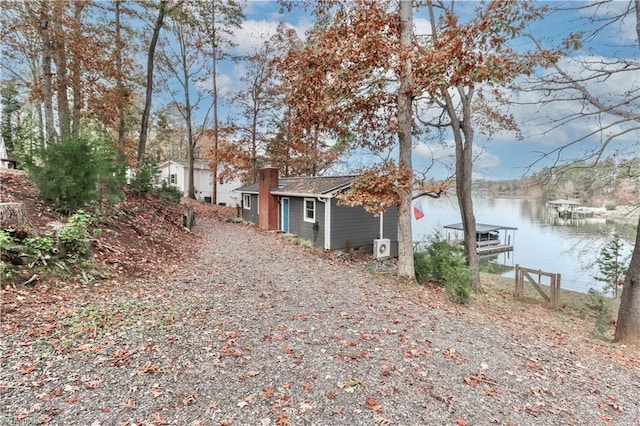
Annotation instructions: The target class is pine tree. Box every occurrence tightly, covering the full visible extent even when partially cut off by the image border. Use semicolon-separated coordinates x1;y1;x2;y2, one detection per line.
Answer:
594;235;629;298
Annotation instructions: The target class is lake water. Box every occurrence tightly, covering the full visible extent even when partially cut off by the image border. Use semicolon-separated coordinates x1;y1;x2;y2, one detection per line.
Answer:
412;196;636;294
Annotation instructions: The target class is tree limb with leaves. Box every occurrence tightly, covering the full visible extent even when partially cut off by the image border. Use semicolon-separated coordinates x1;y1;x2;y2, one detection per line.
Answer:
522;1;640;344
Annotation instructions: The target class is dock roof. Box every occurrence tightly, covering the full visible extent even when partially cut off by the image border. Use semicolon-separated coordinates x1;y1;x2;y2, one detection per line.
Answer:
444;223;518;232
547;199;580;206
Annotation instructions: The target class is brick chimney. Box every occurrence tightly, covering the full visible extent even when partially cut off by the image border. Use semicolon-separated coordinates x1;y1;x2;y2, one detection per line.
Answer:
258;168;279;230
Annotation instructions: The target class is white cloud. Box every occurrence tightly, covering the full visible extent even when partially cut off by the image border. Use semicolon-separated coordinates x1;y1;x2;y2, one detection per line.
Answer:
413;17;432;38
414;140;501;179
482;54;639;151
577;1;638;46
229;18;311;56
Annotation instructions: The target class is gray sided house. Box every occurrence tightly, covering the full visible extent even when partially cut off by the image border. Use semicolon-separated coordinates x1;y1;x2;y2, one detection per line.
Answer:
236;168;398;256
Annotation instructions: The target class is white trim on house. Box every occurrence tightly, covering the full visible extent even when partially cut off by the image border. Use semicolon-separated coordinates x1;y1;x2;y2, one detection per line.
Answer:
281;197;290;232
303;198;316;223
243;193;251;210
319;197;331;250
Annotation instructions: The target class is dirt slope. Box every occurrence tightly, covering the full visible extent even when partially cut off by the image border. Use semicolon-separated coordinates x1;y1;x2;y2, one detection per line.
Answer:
0;169;235;281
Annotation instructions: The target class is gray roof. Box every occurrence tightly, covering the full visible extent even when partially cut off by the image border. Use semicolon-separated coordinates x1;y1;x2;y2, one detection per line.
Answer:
444;223;518;232
236;175;356;197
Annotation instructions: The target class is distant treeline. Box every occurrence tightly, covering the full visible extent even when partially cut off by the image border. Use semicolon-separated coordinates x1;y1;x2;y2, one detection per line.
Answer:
474;158;640;206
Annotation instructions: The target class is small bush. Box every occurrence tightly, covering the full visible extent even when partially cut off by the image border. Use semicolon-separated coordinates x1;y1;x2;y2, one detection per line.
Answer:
442;262;473;304
414;237;466;282
23;236;54;254
129;160;160;196
0;229;14;251
25;136;124;213
153;180;182;204
414;251;431;283
280;234;314;249
585;288;613;339
57;210;92;255
414;235;472;304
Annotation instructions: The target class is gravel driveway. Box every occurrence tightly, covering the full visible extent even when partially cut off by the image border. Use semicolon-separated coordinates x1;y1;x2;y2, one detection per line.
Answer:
1;218;639;425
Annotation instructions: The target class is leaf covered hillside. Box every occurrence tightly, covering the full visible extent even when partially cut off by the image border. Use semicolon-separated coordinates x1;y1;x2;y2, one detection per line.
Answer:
0;169;233;287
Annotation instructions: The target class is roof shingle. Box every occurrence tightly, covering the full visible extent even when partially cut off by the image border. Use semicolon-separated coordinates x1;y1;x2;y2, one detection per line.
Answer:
236;175;356;196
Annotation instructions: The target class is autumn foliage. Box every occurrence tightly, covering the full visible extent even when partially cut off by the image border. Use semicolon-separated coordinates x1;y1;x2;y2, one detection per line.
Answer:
337;162;412;215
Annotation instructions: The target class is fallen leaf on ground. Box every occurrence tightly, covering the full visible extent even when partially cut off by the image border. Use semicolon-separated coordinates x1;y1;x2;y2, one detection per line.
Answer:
19;364;36;375
120;399;136;409
366;397;383;412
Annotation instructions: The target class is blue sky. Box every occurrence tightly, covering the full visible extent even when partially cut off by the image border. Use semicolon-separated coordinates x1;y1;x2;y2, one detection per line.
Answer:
213;1;639;180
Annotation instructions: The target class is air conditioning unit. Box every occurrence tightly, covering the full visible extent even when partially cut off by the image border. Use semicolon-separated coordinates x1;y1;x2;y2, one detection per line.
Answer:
373;238;391;259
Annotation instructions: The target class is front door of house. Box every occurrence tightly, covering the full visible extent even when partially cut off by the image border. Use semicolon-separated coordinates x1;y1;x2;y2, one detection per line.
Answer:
282;198;289;232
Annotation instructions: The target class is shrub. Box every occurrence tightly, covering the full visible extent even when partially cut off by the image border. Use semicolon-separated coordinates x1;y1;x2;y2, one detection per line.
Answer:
585;288;613;339
594;234;629;298
57;210;92;255
414;251;431;283
153;180;182;204
93;139;126;205
25;136;124;213
129;160;160;196
23;236;54;254
442;262;473;304
280;234;314;249
414;235;472;304
0;229;14;251
414;237;466;282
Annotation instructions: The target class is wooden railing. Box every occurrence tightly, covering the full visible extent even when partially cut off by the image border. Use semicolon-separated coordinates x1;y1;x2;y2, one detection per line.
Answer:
514;265;561;310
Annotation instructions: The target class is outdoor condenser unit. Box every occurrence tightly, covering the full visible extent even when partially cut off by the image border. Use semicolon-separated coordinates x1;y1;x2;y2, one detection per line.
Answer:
373;238;391;259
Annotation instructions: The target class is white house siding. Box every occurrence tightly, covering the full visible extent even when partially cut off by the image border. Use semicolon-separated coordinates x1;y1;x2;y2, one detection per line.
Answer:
0;137;14;168
159;160;239;206
218;181;240;207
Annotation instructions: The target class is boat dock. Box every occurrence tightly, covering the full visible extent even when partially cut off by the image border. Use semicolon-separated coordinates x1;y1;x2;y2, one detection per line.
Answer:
547;199;594;218
442;223;518;255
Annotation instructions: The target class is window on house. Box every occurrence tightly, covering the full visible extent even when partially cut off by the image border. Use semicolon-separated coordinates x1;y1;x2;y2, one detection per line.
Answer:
304;198;315;223
243;194;251;210
170;174;177;184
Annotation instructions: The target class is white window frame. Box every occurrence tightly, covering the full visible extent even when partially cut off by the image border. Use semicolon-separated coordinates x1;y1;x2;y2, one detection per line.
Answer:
304;198;316;223
169;173;177;184
243;194;251;210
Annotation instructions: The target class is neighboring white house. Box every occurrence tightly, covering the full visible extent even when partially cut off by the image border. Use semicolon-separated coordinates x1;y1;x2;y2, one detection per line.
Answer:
0;137;17;169
158;160;240;206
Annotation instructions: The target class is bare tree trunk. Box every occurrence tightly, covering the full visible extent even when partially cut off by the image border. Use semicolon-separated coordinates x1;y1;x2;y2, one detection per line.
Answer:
211;7;219;205
70;2;85;141
115;0;126;152
312;126;319;176
180;30;196;200
27;56;45;150
52;3;71;140
446;92;480;289
138;0;167;166
251;101;258;183
615;215;640;344
38;1;56;144
636;0;640;49
459;88;480;289
427;0;479;289
614;0;640;345
396;0;415;280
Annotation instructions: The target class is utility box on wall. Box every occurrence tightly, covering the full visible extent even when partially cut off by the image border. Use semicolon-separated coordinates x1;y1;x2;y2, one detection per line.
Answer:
373;238;391;259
